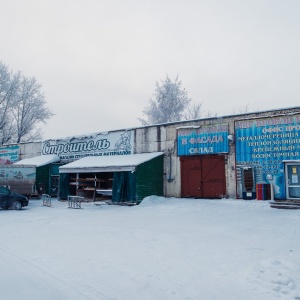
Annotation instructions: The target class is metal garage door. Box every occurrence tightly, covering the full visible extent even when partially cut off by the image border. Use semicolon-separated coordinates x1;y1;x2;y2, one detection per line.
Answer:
180;155;226;198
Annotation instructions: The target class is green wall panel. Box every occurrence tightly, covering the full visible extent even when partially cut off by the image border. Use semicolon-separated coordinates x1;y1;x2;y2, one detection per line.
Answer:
135;155;164;204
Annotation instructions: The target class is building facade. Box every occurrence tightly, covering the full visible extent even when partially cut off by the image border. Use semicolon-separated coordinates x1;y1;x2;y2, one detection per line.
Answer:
2;106;300;201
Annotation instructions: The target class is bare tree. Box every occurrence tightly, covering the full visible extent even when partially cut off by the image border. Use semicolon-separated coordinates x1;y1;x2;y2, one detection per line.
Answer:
0;63;20;143
139;75;192;125
11;76;54;143
0;61;54;144
183;101;202;120
139;75;217;125
0;115;16;144
202;110;218;118
0;62;54;144
0;62;53;144
231;103;254;115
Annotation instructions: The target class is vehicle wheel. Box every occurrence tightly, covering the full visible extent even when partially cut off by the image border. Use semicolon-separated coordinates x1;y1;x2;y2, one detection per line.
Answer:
13;201;22;210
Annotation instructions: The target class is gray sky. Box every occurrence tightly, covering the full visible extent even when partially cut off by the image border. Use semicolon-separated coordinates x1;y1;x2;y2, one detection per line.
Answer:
1;0;300;140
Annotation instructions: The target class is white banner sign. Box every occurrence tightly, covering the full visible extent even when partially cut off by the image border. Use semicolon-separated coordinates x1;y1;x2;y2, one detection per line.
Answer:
42;131;134;161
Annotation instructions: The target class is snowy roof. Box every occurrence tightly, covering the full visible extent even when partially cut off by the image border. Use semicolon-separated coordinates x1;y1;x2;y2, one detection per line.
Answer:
59;152;164;173
13;154;60;167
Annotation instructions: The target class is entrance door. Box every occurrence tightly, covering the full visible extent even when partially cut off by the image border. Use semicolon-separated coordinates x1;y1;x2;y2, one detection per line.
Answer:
181;157;202;198
50;175;60;197
202;156;226;198
180;155;226;198
285;163;300;199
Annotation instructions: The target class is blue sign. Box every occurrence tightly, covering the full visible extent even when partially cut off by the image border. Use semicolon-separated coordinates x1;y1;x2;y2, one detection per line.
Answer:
0;145;19;164
177;125;229;156
235;115;300;199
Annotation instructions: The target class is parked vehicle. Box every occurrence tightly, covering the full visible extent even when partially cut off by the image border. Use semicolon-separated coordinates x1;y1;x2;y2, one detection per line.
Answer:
0;186;29;210
0;165;37;197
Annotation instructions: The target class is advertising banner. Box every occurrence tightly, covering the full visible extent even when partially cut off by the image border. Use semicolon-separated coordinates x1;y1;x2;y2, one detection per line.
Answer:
235;114;300;199
0;145;19;164
42;130;134;162
177;125;229;156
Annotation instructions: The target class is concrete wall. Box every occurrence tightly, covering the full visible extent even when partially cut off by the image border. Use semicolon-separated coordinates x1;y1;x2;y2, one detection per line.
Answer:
135;118;237;198
18;141;42;160
134;106;300;199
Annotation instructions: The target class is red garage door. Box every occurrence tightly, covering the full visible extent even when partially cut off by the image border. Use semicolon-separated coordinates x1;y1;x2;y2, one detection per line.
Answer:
180;155;226;198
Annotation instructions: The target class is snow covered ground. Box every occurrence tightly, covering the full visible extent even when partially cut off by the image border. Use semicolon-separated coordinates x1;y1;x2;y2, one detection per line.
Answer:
0;196;300;300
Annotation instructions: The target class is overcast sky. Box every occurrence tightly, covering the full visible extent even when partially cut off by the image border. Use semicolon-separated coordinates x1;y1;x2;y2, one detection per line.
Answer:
1;0;300;140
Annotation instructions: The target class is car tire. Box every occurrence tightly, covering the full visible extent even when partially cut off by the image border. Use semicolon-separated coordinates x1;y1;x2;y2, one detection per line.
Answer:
13;201;22;210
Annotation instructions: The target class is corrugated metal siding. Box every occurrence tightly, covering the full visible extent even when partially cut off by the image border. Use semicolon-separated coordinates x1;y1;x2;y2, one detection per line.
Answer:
136;155;164;204
36;165;50;194
50;164;61;175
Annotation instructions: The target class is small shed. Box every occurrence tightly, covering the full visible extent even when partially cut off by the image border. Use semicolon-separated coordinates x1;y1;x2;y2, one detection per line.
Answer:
59;152;164;204
14;154;61;196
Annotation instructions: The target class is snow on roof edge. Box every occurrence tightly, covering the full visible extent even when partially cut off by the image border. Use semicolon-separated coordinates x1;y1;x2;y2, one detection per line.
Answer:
59;152;164;170
13;154;60;167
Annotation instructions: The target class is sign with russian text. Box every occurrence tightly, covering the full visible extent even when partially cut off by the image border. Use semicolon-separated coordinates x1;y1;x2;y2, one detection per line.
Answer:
42;131;134;161
0;145;19;164
177;125;229;156
235;114;300;199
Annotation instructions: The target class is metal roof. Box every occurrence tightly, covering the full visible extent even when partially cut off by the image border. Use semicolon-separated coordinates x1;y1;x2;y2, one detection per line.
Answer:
59;152;164;173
